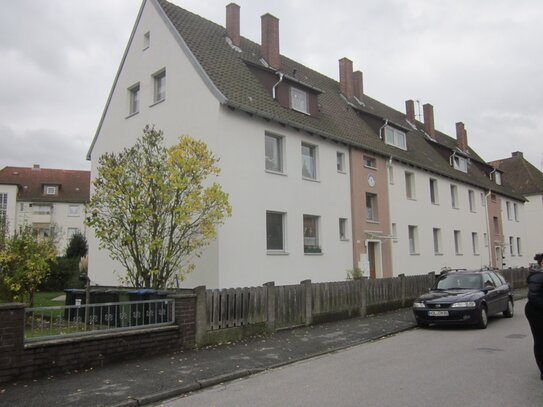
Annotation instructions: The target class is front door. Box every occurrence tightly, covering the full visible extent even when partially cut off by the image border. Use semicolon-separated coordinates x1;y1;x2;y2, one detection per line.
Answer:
367;241;382;279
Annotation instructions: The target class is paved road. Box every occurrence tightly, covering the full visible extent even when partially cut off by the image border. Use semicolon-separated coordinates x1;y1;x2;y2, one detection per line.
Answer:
159;298;543;407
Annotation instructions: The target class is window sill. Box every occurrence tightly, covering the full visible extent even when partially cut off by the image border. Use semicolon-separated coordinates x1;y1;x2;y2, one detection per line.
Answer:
363;165;377;170
125;111;139;119
150;98;165;108
267;251;289;256
455;253;464;256
366;220;379;224
407;197;417;201
473;254;480;256
337;170;347;174
434;253;443;256
409;253;420;256
304;252;323;256
431;202;439;206
340;238;350;242
265;169;287;177
302;177;320;183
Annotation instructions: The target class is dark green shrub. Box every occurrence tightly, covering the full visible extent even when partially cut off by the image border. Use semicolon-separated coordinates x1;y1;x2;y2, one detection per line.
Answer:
39;257;84;291
65;232;88;258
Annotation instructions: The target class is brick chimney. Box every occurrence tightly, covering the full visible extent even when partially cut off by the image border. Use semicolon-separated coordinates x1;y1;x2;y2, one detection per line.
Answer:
405;100;415;123
32;164;40;171
339;57;354;99
512;151;523;158
261;13;280;70
423;103;436;139
226;3;240;47
353;70;363;101
456;122;468;152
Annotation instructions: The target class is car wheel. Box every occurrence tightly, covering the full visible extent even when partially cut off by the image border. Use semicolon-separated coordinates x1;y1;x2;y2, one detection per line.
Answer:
503;298;514;318
476;305;488;329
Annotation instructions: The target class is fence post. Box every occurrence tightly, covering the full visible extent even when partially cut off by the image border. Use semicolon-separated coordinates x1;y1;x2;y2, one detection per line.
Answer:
399;274;406;307
358;278;367;318
0;303;26;384
301;279;312;326
194;286;207;347
264;281;276;333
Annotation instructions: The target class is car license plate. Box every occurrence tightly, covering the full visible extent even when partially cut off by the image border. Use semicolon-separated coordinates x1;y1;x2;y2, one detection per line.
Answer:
428;310;449;317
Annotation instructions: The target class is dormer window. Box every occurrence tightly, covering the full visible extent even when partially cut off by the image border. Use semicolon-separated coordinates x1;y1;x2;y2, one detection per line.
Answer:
290;87;308;114
44;185;58;195
452;155;468;173
384;126;406;150
495;172;502;185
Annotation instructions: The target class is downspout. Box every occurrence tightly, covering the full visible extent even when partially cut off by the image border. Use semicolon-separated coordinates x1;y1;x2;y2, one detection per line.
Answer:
272;72;284;100
449;151;457;166
484;189;493;268
378;119;389;139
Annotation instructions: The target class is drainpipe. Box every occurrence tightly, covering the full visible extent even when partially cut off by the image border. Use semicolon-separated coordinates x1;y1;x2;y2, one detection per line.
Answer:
484;189;492;268
272;72;284;99
449;151;457;166
378;119;389;139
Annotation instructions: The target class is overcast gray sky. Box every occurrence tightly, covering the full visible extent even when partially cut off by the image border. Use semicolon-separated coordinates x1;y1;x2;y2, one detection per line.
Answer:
1;0;542;171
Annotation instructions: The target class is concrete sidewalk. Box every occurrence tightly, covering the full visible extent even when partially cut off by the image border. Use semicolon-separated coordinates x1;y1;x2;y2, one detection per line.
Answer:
0;290;527;407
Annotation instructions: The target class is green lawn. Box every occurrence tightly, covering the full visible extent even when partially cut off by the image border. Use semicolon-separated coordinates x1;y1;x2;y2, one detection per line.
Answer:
33;291;65;308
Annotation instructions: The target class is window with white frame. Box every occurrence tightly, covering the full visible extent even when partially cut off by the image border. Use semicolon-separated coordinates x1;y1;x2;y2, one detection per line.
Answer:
153;69;166;103
68;205;80;217
128;83;140;115
517;237;522;256
454;230;462;255
67;227;80;238
452;156;468;173
339;218;348;240
388;165;394;185
44;185;58;195
363;155;377;169
384;126;407;150
513;203;519;221
509;236;515;256
405;172;415;199
265;134;283;173
472;232;479;255
301;143;317;180
506;201;511;220
450;184;459;209
391;223;397;242
266;211;286;252
408;225;419;255
468;190;476;212
484;233;488;247
303;215;321;253
33;205;51;214
481;192;486;207
495;171;502;185
433;228;442;255
337;152;346;172
366;193;378;221
429;178;438;204
493;216;499;234
290;87;308;114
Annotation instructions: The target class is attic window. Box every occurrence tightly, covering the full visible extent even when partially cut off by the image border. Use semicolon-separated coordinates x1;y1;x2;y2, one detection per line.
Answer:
494;172;502;185
143;31;150;50
44;185;58;195
290;87;308;114
384;126;406;150
452;156;468;173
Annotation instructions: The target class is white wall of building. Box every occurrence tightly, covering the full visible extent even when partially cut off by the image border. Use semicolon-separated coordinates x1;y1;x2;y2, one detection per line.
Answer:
88;0;353;288
0;185;18;236
499;198;528;268
523;193;543;263
388;162;491;276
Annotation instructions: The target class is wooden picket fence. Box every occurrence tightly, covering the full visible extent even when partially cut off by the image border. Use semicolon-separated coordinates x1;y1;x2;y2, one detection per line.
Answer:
203;268;530;338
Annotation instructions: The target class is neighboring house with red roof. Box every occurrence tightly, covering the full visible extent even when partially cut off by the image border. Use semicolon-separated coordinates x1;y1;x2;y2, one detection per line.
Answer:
0;165;90;253
87;0;526;288
490;152;543;263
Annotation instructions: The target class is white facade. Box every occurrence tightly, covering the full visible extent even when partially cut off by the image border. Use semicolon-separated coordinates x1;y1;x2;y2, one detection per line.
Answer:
388;162;492;275
88;0;353;288
0;185;18;236
524;193;543;262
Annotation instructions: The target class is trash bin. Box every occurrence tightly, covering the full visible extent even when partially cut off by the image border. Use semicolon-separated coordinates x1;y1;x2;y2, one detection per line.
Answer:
64;289;86;322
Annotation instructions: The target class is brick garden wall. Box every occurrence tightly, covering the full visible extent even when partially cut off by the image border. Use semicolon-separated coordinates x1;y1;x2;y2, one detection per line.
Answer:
0;294;197;384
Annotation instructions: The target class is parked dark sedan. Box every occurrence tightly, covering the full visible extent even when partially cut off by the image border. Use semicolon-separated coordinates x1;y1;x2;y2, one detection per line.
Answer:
412;269;514;329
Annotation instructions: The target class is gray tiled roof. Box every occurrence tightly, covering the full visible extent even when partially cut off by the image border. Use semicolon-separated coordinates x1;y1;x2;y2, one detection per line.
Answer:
157;0;524;202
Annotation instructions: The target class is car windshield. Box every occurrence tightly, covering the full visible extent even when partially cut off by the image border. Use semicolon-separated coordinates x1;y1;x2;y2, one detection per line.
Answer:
434;274;482;290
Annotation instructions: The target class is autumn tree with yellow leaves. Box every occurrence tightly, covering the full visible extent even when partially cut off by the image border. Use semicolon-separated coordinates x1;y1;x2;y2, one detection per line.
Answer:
86;126;231;288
